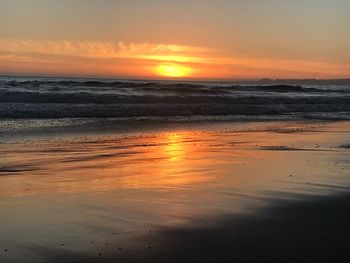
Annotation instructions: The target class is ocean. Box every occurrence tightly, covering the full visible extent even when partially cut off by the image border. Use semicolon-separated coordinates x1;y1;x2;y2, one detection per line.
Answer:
0;76;350;121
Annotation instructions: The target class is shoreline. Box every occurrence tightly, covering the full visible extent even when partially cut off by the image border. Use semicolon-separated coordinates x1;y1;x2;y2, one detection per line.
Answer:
0;117;339;143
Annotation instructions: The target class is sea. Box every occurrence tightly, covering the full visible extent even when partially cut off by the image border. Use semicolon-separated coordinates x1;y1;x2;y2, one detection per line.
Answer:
1;76;349;122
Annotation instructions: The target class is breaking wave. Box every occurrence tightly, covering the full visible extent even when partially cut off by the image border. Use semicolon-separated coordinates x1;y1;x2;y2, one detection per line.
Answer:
1;77;350;120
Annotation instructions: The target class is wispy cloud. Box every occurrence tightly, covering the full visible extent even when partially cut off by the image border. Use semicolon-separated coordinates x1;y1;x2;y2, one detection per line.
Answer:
0;39;209;60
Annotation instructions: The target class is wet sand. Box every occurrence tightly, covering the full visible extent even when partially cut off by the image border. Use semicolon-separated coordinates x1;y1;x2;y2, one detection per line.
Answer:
0;120;350;262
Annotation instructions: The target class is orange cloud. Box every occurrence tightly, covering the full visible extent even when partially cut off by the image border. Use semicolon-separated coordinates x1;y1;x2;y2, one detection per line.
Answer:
0;39;208;59
0;38;349;79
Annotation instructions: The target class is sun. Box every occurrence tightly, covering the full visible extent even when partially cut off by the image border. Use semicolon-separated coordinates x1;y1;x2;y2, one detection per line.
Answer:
155;64;193;78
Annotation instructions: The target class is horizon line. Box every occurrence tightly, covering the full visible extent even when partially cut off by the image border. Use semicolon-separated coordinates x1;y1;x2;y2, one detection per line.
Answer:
1;73;350;83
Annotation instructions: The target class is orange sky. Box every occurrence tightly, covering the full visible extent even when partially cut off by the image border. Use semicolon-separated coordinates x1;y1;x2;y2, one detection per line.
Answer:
1;0;349;80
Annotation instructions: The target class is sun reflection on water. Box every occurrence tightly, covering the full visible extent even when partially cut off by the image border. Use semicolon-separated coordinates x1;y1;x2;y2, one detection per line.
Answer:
2;123;342;197
165;133;184;162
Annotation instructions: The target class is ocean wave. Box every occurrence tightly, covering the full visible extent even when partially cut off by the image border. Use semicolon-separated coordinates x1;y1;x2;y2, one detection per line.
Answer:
1;90;349;104
2;78;349;93
1;102;350;119
1;77;350;120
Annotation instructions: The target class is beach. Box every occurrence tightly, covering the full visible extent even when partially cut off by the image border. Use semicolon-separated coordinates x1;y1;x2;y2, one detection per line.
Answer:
1;119;350;262
2;0;350;261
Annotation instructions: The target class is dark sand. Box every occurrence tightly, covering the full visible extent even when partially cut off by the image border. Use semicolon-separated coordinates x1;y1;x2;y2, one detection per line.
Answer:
0;120;350;262
47;193;350;263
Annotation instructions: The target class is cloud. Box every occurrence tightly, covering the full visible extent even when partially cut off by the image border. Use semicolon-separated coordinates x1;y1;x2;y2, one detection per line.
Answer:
0;38;349;79
0;39;209;60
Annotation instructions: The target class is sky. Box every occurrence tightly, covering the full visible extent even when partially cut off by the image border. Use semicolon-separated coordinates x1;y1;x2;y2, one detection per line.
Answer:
0;0;349;80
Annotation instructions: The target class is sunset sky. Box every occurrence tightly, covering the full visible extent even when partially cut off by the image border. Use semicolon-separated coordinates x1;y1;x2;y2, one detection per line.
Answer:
1;0;349;79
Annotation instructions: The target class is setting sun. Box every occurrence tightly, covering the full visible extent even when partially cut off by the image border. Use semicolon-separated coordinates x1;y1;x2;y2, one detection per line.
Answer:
155;64;193;78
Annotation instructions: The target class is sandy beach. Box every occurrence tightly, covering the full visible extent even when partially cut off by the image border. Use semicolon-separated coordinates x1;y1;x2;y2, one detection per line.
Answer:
1;120;350;262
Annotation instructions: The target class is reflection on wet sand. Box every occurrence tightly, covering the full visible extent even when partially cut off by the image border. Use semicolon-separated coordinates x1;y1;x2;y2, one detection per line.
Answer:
1;123;349;197
0;121;350;262
0;131;216;195
165;133;183;162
